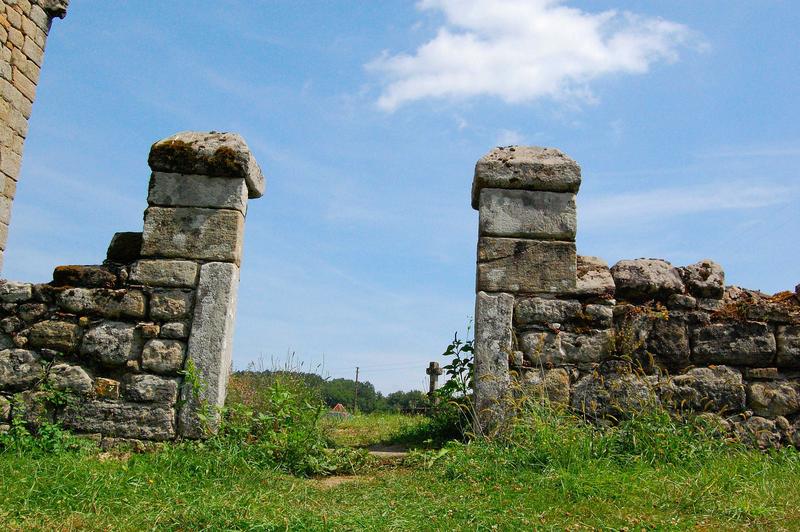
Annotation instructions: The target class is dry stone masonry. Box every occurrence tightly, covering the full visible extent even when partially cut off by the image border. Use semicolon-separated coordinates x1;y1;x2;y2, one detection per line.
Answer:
472;146;800;449
0;0;69;271
0;131;264;444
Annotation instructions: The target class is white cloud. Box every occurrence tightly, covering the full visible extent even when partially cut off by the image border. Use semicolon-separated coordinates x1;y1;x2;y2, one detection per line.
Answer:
369;0;694;111
580;181;800;228
496;128;525;145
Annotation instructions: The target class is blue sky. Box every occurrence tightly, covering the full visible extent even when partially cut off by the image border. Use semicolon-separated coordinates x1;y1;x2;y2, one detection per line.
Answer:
5;0;799;393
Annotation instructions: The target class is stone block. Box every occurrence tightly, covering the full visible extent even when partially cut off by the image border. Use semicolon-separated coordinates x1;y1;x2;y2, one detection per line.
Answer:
55;288;146;319
148;172;248;213
160;321;189;339
514;297;581;327
179;262;239;437
148;131;265;198
105;231;142;264
141;338;185;375
667;294;697;310
80;322;143;367
94;377;120;400
478;188;576;240
571;360;657;420
692;322;776;366
520;367;570;408
129;259;198;288
60;401;175;441
141;207;244;264
747;381;800;418
473;291;514;432
646;318;690;370
17;302;47;322
0;348;42;391
659;366;744;413
52;265;116;288
27;319;81;353
471;146;581;209
610;259;685;302
680;260;725;299
48;363;92;395
565;256;615;299
0;281;31;302
125;374;179;403
0;395;9;421
150;290;192;321
522;330;611;366
583;304;613;328
477;237;576;294
777;325;800;368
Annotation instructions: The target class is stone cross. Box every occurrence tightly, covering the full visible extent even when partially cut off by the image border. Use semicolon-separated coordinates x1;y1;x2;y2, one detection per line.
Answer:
426;361;443;403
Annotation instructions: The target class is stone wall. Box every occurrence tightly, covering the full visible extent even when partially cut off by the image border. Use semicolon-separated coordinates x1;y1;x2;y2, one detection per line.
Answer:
0;131;264;443
472;146;800;448
0;0;69;271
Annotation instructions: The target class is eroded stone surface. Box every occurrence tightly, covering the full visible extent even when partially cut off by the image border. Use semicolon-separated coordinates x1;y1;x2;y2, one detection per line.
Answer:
148;172;248;213
680;260;725;299
55;288;146;319
148;131;264;198
611;259;685;302
61;401;175;441
747;381;800;418
777;325;800;368
514;297;581;327
477;238;576;294
692;322;776;366
0;281;31;302
571;255;615;298
129;260;199;288
141;207;244;264
571;361;657;420
473;291;514;432
472;146;581;209
48;363;93;395
478;188;576;240
52;265;116;289
27;320;81;353
150;290;193;321
160;321;189;339
520;367;570;407
659;366;744;413
125;374;179;403
141;339;185;375
80;322;143;366
0;349;42;391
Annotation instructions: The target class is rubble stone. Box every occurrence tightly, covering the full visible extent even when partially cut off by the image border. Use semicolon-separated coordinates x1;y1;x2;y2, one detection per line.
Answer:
80;322;143;366
150;290;192;321
125;374;179;403
680;260;725;299
747;381;800;418
692;322;776;366
55;288;146;319
659;366;745;413
610;259;685;302
52;265;116;288
61;401;175;441
27;320;81;353
141;339;185;375
129;259;199;288
0;349;42;391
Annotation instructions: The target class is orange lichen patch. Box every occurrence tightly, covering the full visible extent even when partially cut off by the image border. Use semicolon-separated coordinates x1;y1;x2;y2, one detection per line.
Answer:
713;288;800;324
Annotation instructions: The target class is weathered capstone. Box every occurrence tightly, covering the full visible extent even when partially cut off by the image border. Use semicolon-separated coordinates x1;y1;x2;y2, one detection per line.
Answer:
0;281;31;302
692;322;776;366
521;367;570;408
61;401;175;441
129;259;199;288
147;131;265;198
680;260;725;299
141;207;244;264
0;349;42;391
610;259;685;302
105;231;142;264
149;290;193;321
141;339;185;375
776;325;800;368
514;297;581;327
55;288;146;319
477;238;576;293
659;366;745;413
179;262;239;437
52;265;116;289
747;381;800;418
48;363;93;395
473;291;514;432
571;360;657;420
148;172;248;213
471;146;581;209
478;189;576;240
125;374;179;403
80;322;143;366
27;320;81;353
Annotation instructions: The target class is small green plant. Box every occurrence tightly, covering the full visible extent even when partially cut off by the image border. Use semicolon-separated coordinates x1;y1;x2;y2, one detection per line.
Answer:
437;330;474;399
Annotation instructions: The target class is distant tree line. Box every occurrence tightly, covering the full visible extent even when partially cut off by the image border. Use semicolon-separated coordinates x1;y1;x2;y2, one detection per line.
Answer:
230;370;428;414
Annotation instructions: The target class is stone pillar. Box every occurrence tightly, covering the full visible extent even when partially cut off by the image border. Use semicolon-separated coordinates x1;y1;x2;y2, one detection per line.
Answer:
0;0;69;271
471;146;581;432
141;131;265;438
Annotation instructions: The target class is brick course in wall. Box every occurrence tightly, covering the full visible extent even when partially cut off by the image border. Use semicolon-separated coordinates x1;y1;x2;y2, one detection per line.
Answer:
0;0;69;271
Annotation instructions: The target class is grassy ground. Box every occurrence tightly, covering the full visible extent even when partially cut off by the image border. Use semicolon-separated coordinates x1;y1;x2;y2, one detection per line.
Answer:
2;412;800;530
322;413;429;448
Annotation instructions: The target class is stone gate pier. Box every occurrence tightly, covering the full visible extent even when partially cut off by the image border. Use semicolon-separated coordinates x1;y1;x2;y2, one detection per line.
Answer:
471;146;800;448
0;131;264;442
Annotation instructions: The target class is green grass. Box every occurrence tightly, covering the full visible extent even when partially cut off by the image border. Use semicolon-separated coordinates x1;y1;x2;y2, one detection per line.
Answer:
2;410;800;530
322;412;429;447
